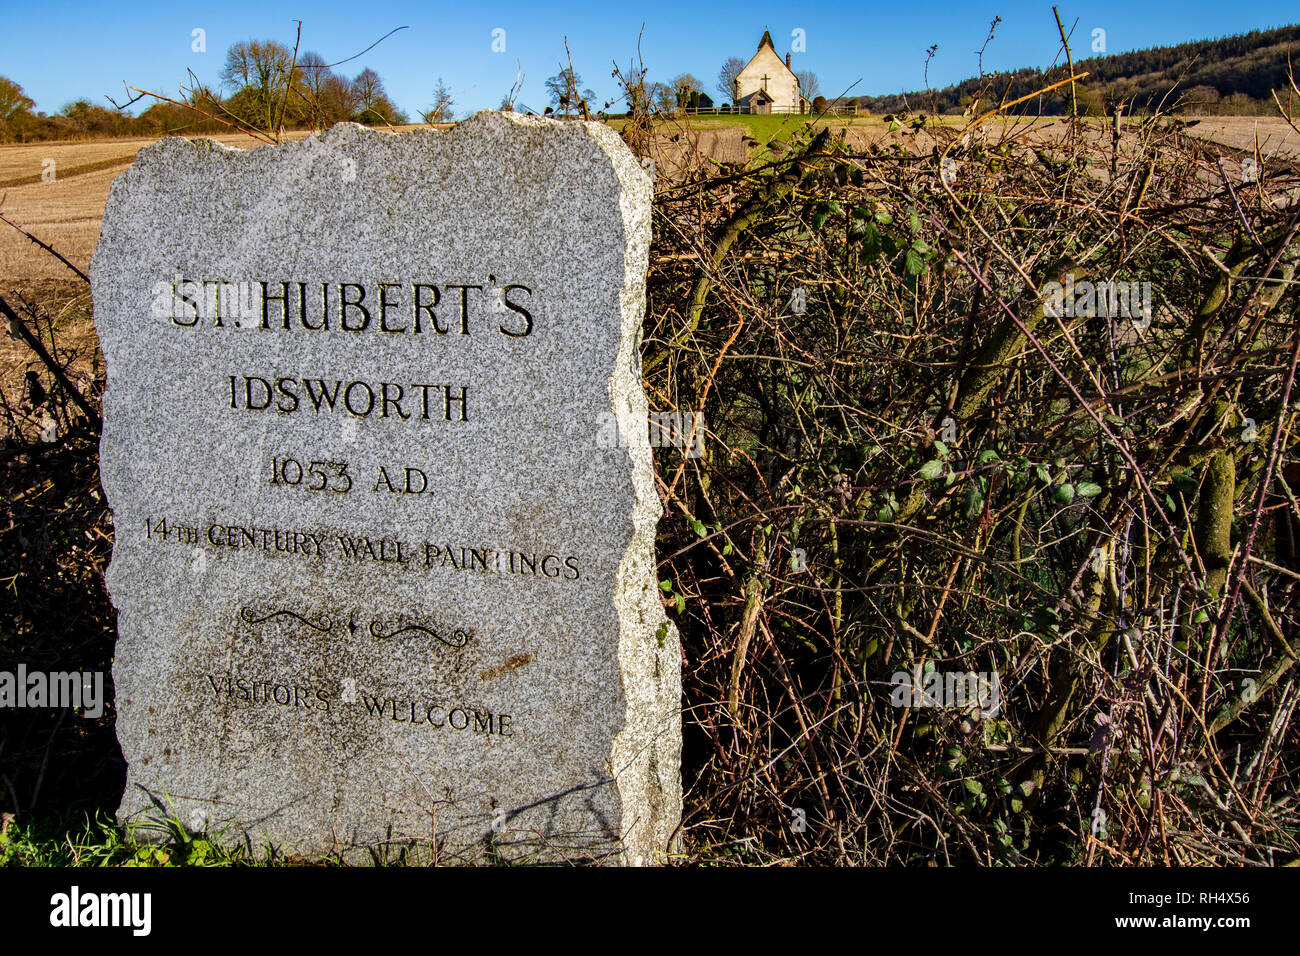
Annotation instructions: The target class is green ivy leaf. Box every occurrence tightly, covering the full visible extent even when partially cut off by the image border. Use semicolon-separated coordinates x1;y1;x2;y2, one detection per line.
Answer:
860;222;882;261
1052;483;1076;504
1077;481;1102;498
919;459;944;480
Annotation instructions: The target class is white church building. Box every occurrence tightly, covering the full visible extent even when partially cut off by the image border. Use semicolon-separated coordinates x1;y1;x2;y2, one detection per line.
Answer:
733;30;809;114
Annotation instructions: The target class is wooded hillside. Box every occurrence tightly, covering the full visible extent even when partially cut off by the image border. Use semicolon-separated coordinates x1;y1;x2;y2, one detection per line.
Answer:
857;23;1300;116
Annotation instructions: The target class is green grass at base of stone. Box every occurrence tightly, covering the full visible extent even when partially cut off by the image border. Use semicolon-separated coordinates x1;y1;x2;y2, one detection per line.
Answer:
0;809;300;867
0;811;537;867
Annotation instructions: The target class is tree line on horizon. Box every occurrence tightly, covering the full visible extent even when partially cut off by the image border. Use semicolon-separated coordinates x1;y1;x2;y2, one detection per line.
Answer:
0;39;456;143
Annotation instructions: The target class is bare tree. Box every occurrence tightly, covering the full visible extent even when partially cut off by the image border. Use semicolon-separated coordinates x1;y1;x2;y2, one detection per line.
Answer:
500;61;525;112
319;73;356;125
544;67;594;117
222;42;296;94
294;51;333;128
220;40;295;131
670;73;702;108
352;68;383;117
351;68;407;124
421;78;455;124
649;82;676;114
717;57;745;103
795;71;820;101
296;52;329;99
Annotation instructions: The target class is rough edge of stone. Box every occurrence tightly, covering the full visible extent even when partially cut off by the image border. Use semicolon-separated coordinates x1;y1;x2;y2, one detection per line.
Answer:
576;119;684;866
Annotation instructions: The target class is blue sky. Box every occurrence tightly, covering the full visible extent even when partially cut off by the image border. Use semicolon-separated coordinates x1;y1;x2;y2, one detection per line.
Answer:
2;1;1297;118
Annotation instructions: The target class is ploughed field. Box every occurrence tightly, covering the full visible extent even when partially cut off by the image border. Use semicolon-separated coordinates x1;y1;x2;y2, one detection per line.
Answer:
1;132;313;401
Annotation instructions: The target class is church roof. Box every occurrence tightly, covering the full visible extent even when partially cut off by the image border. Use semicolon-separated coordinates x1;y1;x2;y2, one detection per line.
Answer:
758;29;774;51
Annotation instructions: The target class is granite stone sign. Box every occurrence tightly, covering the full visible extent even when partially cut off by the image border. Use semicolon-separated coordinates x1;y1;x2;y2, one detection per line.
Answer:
90;113;681;863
